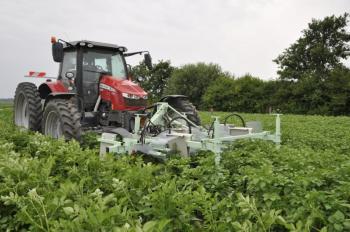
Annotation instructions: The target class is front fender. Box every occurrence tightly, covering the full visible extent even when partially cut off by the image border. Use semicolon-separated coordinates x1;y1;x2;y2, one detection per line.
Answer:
44;93;77;107
159;95;188;102
38;81;68;99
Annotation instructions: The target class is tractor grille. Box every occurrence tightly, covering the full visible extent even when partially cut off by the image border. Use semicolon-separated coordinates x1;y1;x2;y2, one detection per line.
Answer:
124;98;147;107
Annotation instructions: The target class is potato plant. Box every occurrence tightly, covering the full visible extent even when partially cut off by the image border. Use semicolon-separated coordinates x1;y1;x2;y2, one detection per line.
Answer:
0;106;349;231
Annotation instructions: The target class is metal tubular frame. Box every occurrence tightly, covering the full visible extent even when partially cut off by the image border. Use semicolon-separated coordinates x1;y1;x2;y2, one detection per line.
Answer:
99;103;282;164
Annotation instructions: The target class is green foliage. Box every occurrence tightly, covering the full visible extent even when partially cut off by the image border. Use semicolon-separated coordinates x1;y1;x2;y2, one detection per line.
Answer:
274;13;350;81
165;62;228;108
131;60;174;102
325;67;350;114
268;13;350;115
201;76;236;111
272;67;350;115
202;74;268;112
1;106;350;231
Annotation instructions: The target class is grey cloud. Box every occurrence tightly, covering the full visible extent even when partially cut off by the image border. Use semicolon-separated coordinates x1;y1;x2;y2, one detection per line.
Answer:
0;0;349;98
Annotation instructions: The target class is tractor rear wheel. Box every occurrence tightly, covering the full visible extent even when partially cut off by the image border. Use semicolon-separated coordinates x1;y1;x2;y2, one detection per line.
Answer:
13;82;42;131
169;98;201;125
42;98;81;141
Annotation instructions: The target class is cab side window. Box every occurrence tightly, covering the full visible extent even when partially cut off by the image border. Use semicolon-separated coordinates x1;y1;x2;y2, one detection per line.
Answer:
60;51;77;79
95;58;108;71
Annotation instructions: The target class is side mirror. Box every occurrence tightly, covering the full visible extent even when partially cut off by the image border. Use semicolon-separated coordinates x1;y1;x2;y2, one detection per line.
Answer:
144;53;152;70
52;42;64;62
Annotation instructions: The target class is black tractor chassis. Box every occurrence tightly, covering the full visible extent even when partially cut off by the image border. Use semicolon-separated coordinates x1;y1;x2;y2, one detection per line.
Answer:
81;110;139;132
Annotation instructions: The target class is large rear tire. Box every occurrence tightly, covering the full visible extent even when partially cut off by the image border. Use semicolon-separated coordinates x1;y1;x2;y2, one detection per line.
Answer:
13;82;42;131
168;97;201;125
42;98;82;141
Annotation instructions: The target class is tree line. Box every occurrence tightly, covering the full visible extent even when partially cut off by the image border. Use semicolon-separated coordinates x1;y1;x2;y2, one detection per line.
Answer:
132;13;350;115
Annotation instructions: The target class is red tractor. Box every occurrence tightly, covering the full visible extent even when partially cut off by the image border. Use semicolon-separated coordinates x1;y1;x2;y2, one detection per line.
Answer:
14;37;200;140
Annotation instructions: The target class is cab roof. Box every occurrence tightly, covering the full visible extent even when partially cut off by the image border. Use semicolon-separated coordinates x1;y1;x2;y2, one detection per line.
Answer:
64;40;126;51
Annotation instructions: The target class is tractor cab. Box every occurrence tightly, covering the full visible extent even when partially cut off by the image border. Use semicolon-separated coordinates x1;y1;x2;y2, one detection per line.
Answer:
51;38;151;111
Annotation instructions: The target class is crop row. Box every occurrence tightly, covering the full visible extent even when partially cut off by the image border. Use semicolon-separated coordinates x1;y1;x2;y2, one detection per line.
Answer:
0;107;349;231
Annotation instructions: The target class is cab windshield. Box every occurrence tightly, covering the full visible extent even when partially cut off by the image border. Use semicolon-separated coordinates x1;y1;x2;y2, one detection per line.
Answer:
83;49;127;79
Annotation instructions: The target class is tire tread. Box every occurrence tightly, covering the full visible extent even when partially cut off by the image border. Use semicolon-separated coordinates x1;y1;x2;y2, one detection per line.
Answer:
13;82;42;131
42;98;81;141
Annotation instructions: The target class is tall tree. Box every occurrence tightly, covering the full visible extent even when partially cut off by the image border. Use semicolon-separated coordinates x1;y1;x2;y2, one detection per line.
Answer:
131;60;174;102
274;13;350;81
324;67;350;115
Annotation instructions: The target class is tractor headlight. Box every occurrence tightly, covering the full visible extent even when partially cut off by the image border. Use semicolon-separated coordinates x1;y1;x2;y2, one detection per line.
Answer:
122;93;140;99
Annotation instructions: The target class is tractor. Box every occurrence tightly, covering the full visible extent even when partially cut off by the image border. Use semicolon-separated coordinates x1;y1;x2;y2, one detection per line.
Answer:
14;37;200;140
14;37;281;163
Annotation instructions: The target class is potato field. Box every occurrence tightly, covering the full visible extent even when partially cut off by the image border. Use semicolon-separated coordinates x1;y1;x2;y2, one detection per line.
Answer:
0;105;350;231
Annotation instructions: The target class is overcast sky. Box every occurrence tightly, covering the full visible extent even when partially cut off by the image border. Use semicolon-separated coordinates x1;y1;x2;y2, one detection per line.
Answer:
0;0;349;98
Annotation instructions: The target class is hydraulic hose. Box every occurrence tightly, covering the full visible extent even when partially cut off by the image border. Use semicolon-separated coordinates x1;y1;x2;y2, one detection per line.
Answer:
223;113;246;127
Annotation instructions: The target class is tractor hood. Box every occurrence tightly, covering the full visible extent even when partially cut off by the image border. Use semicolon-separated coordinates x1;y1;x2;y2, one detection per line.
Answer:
100;76;147;97
117;79;147;96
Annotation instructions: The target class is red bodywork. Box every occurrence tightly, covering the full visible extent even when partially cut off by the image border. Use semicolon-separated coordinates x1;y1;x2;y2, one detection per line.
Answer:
44;80;67;92
38;76;147;111
100;75;147;111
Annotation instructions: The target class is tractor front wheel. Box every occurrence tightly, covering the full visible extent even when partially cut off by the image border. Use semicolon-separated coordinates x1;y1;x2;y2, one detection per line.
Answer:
42;98;82;141
13;82;42;131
